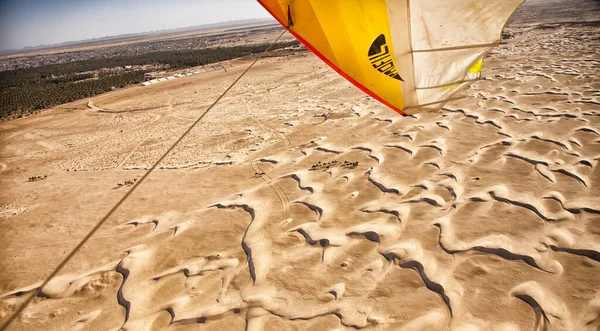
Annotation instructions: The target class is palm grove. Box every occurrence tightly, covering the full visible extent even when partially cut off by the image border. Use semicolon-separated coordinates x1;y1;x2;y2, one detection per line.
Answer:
0;41;299;120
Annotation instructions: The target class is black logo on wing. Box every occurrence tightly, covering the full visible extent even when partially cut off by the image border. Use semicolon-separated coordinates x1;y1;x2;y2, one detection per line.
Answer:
368;34;403;81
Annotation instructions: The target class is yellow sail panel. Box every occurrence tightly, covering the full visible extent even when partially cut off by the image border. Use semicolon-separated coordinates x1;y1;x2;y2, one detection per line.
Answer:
287;1;336;63
469;59;484;73
258;0;288;25
257;0;406;113
258;0;525;114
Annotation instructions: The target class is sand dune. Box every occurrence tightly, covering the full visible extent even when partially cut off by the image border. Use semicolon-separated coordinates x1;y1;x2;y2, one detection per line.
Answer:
1;10;600;331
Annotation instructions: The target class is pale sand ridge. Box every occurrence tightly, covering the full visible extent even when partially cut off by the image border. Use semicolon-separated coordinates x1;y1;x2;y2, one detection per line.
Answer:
1;8;600;331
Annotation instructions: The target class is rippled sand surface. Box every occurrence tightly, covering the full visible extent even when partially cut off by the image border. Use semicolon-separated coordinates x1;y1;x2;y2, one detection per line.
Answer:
1;3;599;330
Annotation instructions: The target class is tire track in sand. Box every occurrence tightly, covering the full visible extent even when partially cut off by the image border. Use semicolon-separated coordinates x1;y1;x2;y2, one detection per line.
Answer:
242;98;291;147
251;161;291;220
117;93;173;169
244;96;292;218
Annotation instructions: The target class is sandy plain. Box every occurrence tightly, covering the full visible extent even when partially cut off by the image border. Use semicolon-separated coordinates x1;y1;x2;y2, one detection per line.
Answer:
1;4;600;331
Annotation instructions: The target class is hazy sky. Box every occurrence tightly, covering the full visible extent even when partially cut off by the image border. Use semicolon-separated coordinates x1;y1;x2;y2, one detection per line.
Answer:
0;0;271;51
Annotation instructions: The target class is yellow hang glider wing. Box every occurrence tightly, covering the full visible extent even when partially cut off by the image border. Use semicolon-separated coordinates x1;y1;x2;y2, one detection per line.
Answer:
257;0;524;115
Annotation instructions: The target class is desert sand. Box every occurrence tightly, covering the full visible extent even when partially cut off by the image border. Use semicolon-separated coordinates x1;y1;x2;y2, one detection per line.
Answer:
1;4;600;331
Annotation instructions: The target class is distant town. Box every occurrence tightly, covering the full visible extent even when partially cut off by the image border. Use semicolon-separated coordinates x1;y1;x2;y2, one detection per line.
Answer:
0;22;302;120
0;23;283;72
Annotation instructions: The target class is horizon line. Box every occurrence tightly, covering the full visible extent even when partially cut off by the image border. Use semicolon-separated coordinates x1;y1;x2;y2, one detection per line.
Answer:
0;16;276;54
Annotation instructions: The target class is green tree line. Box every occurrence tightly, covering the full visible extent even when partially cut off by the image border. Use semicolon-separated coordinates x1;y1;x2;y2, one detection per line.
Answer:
1;40;299;120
